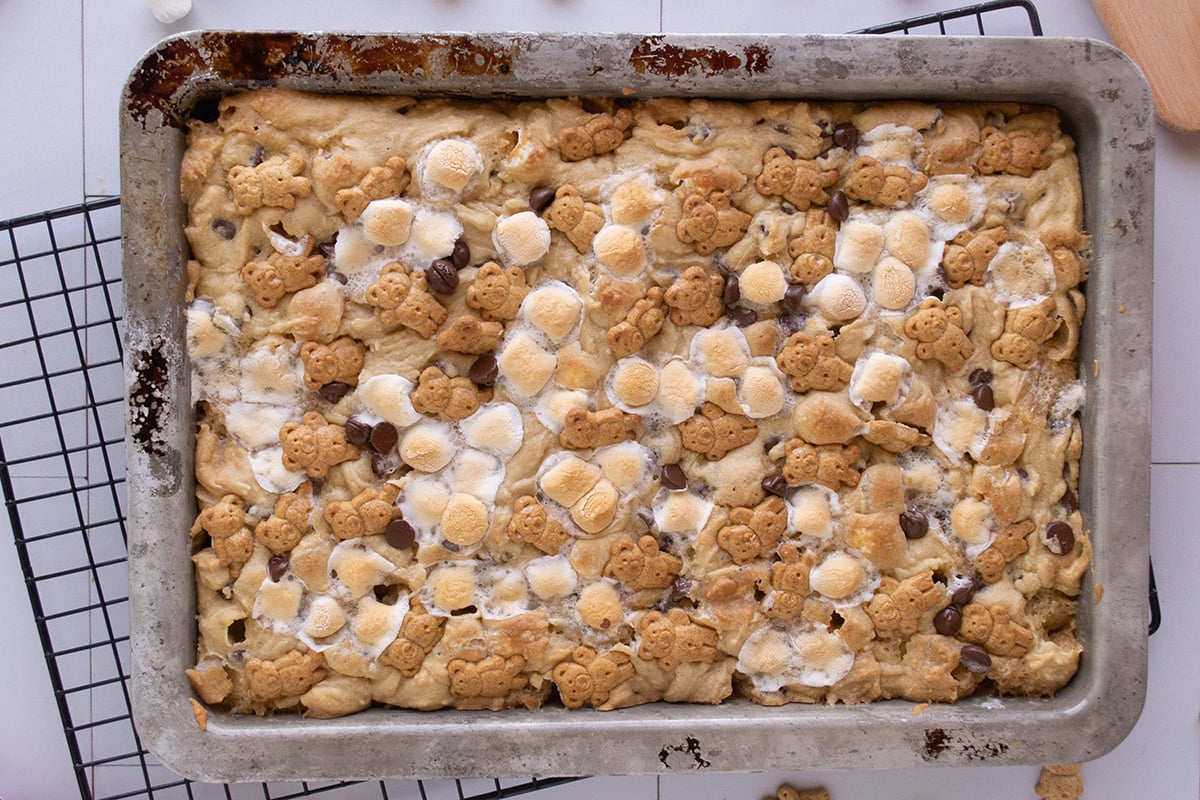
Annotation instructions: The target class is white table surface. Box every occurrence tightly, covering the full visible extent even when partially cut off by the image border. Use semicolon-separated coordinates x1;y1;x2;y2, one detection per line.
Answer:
1;1;1196;798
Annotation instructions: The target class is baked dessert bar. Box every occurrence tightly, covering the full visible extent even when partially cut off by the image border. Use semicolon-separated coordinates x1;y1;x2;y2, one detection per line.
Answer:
181;90;1090;717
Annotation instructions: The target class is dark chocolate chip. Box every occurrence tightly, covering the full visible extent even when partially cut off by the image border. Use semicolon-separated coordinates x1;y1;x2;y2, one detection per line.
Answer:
442;539;460;552
832;122;859;150
900;509;929;540
316;381;351;404
384;518;416;549
371;451;398;477
329;271;348;285
370;421;399;454
469;353;499;387
1044;521;1075;555
783;283;807;314
211;218;237;240
1060;486;1078;513
426;259;459;294
827;190;849;223
723;274;741;306
970;383;995;412
762;473;789;497
319;239;337;258
670;577;695;602
529;186;556;214
968;368;993;387
344;415;372;446
267;555;289;582
934;605;963;636
250;146;267;166
1017;467;1029;480
450;238;471;270
951;578;978;607
661;463;687;491
959;644;992;674
727;306;758;328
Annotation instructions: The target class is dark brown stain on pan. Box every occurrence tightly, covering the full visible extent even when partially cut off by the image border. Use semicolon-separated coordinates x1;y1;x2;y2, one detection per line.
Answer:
923;728;1010;762
630;35;772;78
130;338;169;457
125;33;517;127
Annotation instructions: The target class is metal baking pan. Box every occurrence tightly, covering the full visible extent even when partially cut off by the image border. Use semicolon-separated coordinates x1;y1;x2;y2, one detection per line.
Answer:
121;31;1153;782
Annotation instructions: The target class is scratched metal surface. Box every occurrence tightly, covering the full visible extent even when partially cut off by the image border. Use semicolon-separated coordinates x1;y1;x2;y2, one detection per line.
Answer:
120;32;1154;782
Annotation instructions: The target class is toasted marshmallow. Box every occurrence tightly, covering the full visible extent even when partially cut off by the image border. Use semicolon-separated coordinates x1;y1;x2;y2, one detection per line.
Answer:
923;177;985;236
286;280;345;342
570;479;618;535
653;489;714;534
498;332;556;396
407;208;462;261
594;442;653;493
540;455;602;507
792;392;865;445
989;242;1056;304
227;402;294;451
610;175;663;225
791;630;854;686
460;403;523;457
873;257;916;310
790;486;836;538
240;345;305;403
740;260;788;304
933;399;989;464
522;281;583;342
738;360;787;419
928;183;971;223
883;211;931;269
593;225;646;277
358;374;422;429
525;555;578;600
737;628;792;677
445;449;504;504
835;220;885;274
441;493;490;548
809;273;867;322
535;389;589;433
555;342;602;389
304;596;346;639
329;541;397;599
577;581;623;630
849;351;908;408
399;422;456;473
253;575;304;625
333;224;373;275
495;211;551;266
951;498;993;545
691;326;751;378
810;552;866;600
430;563;477;612
656;359;705;423
251;448;306;494
350;596;408;657
610;357;660;408
361;199;414;247
424;139;482;192
398;475;451;530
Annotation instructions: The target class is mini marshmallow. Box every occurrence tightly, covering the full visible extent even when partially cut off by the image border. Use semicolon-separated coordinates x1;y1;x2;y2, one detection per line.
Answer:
873;257;917;310
525;555;578;600
251;448;306;495
460;403;523;457
951;498;993;545
522;281;583;342
653;489;714;534
430;564;477;612
358;375;422;429
593;225;646;277
350;596;408;657
535;389;589;432
399;422;456;473
849;351;908;408
540;456;602;507
226;402;295;451
304;596;346;639
149;0;191;24
834;220;885;274
495;211;551;266
570;478;618;534
810;552;866;599
253;576;304;625
444;449;505;503
691;326;751;378
656;359;705;424
736;628;791;676
611;357;660;408
577;581;623;630
406;208;462;262
498;332;556;396
594;442;653;493
792;392;865;445
329;541;398;599
792;630;855;686
790;486;835;538
809;273;867;322
609;174;663;226
738;360;787;419
739;260;788;304
398;475;451;530
240;346;305;403
928;182;972;224
423;139;482;191
361;199;414;247
883;211;931;269
441;493;490;548
333;225;374;280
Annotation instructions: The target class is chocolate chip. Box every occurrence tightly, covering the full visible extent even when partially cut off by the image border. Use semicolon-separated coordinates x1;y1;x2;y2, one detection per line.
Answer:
782;283;807;314
344;415;372;446
384;518;416;549
426;259;459;294
959;644;992;674
827;190;849;223
670;577;695;602
969;368;993;387
469;353;499;387
970;383;995;412
661;463;687;491
250;146;266;166
267;555;289;582
450;238;470;270
762;473;789;497
319;239;337;258
1060;486;1078;513
529;186;556;214
316;381;351;404
832;122;859;150
723;274;741;306
442;539;460;552
370;421;399;454
900;509;929;540
371;451;398;477
1017;467;1029;480
951;578;978;607
727;306;758;327
934;605;962;636
929;286;945;301
1044;521;1075;555
211;218;237;240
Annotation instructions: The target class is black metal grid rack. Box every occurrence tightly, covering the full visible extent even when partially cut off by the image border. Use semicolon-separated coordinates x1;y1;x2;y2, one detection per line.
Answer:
6;3;1137;799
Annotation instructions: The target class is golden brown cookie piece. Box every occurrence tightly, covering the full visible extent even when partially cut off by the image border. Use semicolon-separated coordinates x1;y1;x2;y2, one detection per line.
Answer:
862;419;932;454
188;697;209;731
559;407;640;450
334;156;409;220
783;439;862;490
941;226;1007;289
844;156;928;208
227;152;312;215
279;411;360;478
765;544;818;621
323;485;399;540
544;185;605;253
254;483;314;553
552;646;637;709
866;573;942;638
411;365;484;421
776;331;853;393
558;108;634;161
664;265;725;327
787;209;838;285
604;535;683;590
636;608;719;672
195;494;253;579
755;147;839;210
679;401;758;461
991;296;1060;369
465;262;530;322
606;287;667;358
241;250;325;308
976;518;1034;584
773;784;830;800
978;126;1053;177
448;654;529;705
676;190;752;256
299;336;365;390
244;649;326;704
379;600;445;678
435;314;504;355
186;662;233;705
716;496;789;565
508;495;570;555
1036;764;1083;800
364;262;448;338
904;297;974;372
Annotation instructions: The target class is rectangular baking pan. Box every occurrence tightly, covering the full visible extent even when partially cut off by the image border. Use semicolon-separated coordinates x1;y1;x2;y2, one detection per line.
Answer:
121;31;1153;782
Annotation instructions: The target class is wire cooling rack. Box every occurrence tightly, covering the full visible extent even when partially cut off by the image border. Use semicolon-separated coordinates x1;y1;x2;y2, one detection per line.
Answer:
5;3;1140;799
